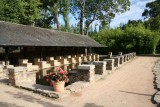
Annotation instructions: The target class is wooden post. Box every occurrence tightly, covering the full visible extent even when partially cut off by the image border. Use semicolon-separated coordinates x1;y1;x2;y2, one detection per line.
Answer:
40;47;43;61
4;47;9;65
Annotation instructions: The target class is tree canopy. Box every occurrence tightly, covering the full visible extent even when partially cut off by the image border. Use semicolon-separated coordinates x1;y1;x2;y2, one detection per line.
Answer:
71;0;130;35
0;0;41;25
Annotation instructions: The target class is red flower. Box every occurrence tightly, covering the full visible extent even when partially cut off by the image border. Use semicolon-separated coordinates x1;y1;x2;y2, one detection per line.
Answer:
45;67;69;83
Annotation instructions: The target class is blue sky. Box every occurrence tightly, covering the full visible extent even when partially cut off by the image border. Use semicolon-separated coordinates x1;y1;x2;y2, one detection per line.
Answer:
110;0;155;28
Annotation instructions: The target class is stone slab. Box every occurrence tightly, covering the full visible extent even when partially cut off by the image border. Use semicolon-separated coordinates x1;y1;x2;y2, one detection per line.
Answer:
78;65;95;70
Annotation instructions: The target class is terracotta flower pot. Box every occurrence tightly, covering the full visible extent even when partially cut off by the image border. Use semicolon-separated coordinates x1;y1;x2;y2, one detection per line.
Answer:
52;81;65;92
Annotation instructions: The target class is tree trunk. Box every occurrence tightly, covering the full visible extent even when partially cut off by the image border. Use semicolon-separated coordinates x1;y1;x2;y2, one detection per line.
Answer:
51;7;60;30
80;10;83;35
62;13;69;32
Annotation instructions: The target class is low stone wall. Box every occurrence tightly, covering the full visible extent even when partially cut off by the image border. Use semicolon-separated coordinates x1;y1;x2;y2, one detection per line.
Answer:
111;57;120;67
103;59;114;70
119;56;124;64
93;61;106;75
69;65;95;83
78;65;95;82
8;67;36;86
123;54;127;62
68;70;79;84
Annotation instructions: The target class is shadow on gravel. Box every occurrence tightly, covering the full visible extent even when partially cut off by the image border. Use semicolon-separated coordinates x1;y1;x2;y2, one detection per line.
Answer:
84;103;104;107
0;101;24;107
119;90;152;96
5;91;63;107
120;90;157;105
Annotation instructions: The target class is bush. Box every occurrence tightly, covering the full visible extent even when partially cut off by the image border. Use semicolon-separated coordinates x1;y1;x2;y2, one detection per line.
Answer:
93;23;160;54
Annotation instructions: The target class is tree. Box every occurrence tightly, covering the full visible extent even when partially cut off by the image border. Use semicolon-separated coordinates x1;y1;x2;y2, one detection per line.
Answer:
142;0;160;19
71;0;130;35
39;0;60;30
0;0;41;25
19;0;42;25
0;0;21;23
38;0;70;31
142;0;160;31
60;0;70;32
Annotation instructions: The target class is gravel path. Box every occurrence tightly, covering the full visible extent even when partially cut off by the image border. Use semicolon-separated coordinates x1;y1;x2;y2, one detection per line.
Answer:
0;56;158;107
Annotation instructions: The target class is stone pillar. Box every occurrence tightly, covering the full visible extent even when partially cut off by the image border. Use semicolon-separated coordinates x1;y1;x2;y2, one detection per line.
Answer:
81;56;88;62
8;67;35;86
78;65;95;82
87;55;92;61
75;57;82;63
108;52;112;58
111;57;120;67
126;54;129;61
0;65;3;72
56;56;63;60
103;59;114;70
19;59;28;65
118;52;122;56
34;58;41;65
123;54;127;62
93;61;106;75
67;58;76;64
58;58;69;65
119;56;124;64
95;54;99;61
46;57;54;62
92;54;96;61
0;61;9;65
37;61;51;69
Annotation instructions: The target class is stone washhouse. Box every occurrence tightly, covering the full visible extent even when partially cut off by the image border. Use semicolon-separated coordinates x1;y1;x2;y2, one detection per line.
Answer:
0;21;136;98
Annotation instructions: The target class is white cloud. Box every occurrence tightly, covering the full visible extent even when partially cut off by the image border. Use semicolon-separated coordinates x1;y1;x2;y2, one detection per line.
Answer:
110;0;155;28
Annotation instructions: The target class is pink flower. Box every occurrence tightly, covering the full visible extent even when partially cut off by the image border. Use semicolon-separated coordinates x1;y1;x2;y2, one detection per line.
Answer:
60;69;64;74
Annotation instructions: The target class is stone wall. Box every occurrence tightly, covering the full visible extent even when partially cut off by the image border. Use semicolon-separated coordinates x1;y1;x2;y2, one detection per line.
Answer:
103;59;114;70
8;67;36;86
77;65;95;82
93;61;106;75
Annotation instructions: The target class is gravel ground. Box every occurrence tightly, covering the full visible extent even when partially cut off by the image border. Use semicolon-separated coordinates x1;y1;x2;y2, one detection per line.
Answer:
0;56;159;107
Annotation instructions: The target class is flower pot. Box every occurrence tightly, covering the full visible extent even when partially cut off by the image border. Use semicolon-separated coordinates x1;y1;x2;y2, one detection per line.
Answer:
52;81;65;92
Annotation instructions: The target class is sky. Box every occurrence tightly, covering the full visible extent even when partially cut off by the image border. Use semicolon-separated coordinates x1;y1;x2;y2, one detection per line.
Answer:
110;0;155;28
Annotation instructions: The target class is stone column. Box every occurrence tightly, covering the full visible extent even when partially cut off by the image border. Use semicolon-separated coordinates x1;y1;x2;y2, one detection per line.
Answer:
108;52;112;58
87;55;92;61
78;65;95;82
67;58;76;64
118;52;122;56
93;61;106;75
111;57;120;67
119;56;124;64
95;54;99;61
103;59;114;70
123;54;127;62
